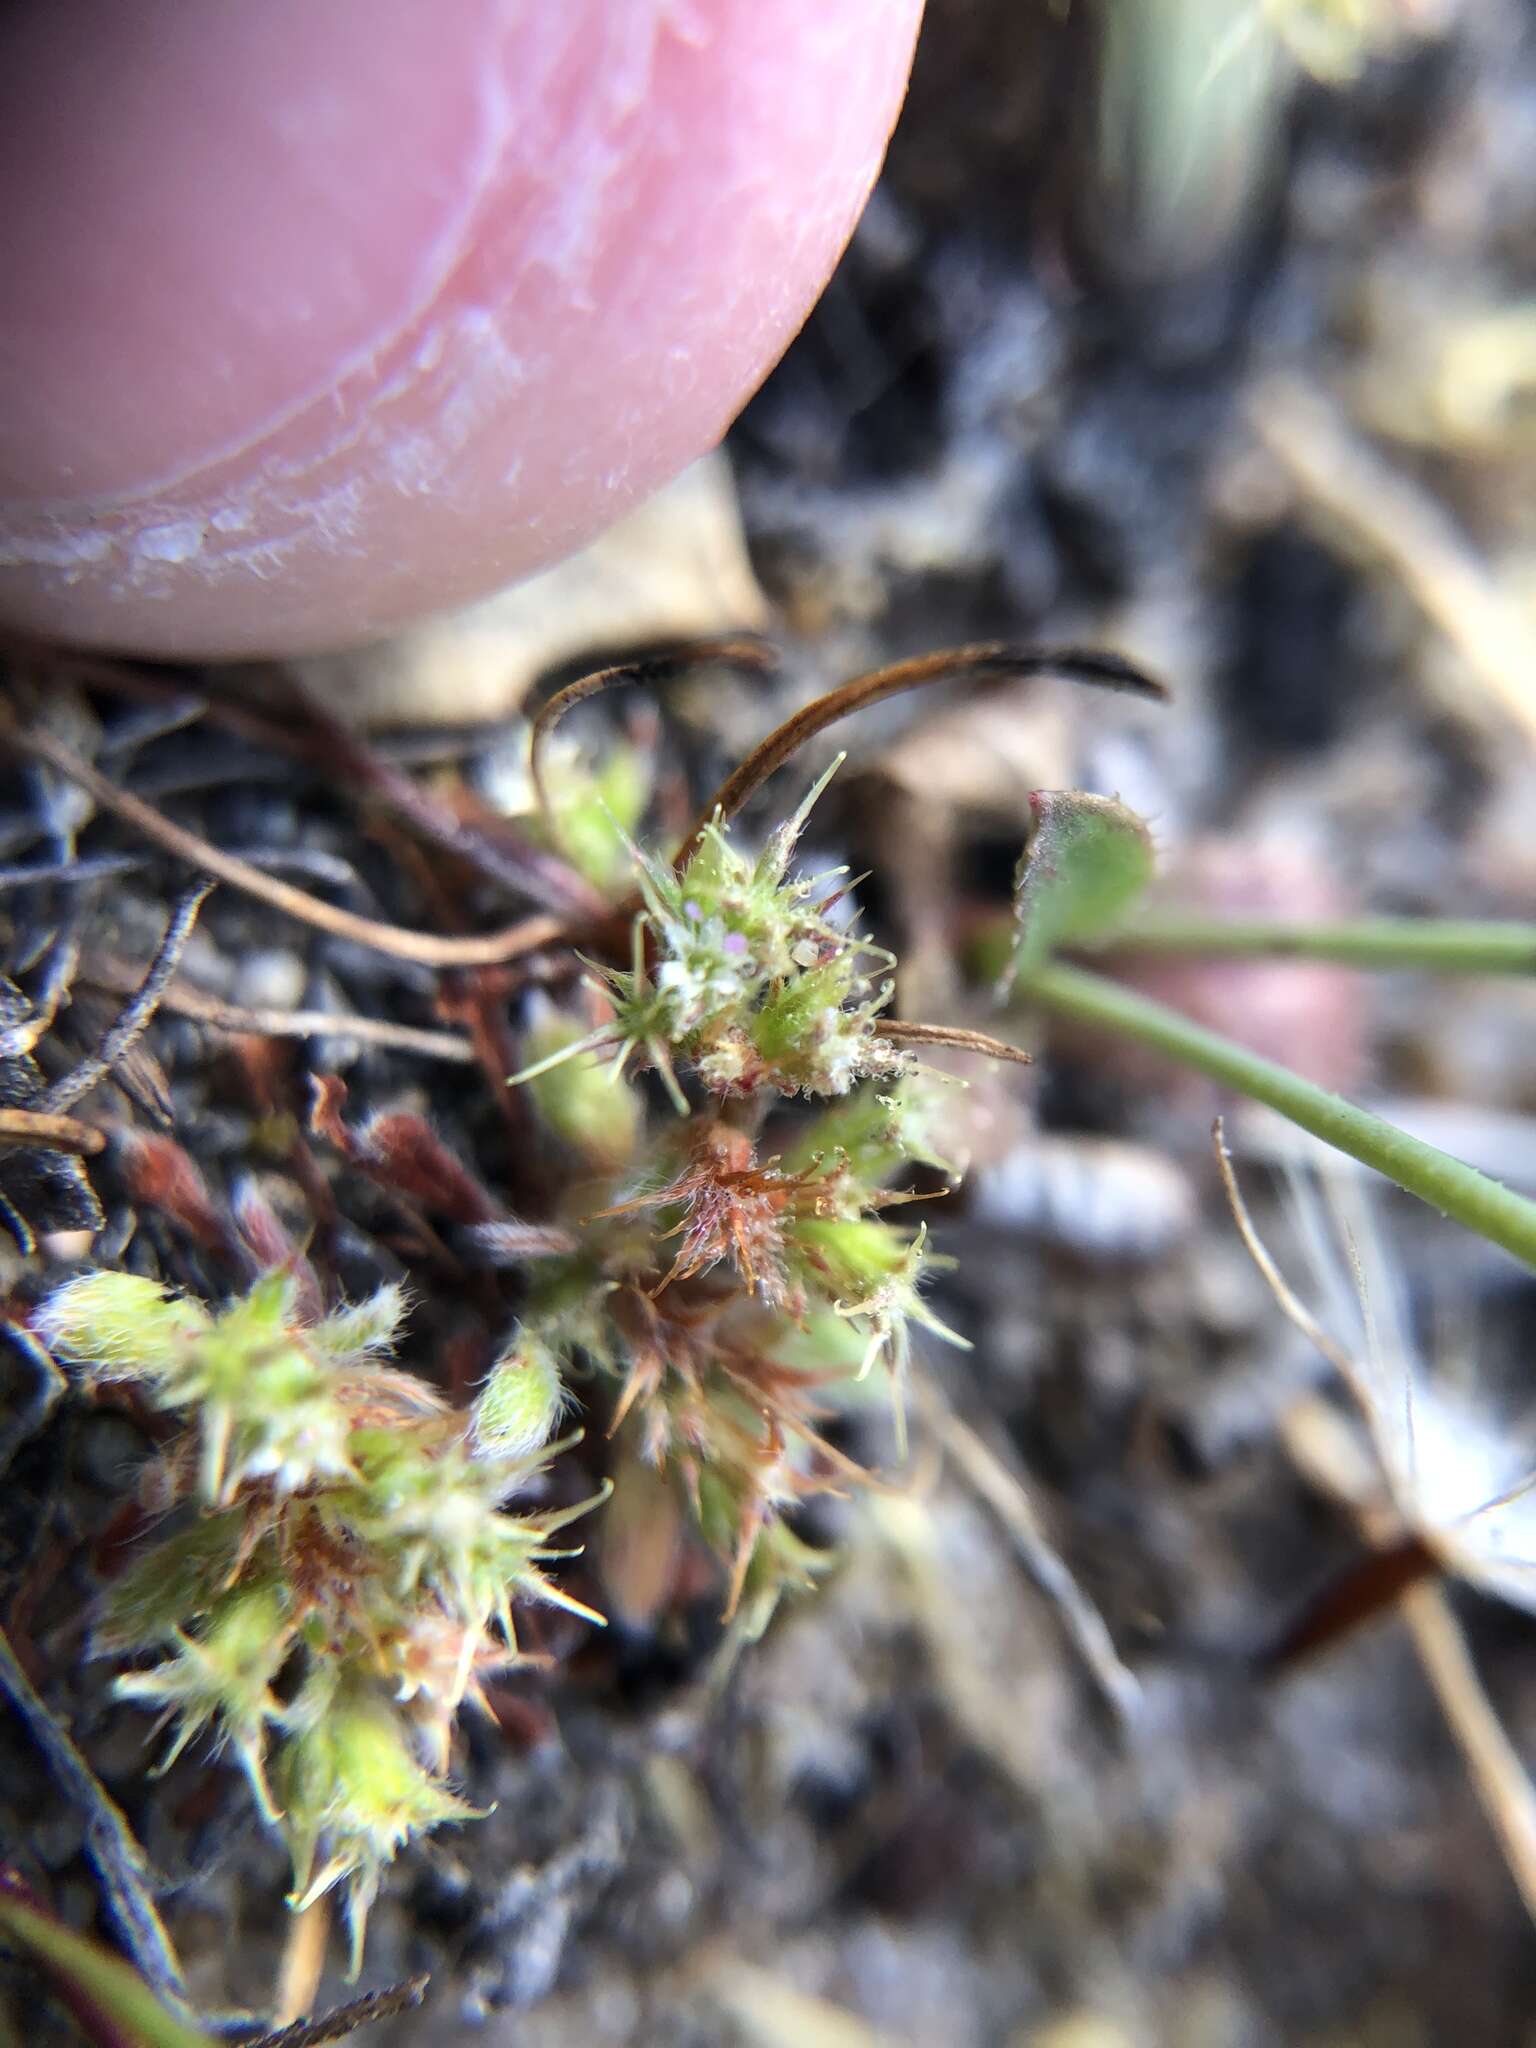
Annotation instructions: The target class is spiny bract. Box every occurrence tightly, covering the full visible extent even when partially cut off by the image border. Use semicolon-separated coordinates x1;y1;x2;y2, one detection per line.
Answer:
505;763;970;1632
38;1266;587;1974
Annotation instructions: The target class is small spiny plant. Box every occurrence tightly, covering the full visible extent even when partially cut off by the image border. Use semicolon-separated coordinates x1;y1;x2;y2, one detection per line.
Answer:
31;642;1162;1972
36;1265;596;1970
501;743;979;1624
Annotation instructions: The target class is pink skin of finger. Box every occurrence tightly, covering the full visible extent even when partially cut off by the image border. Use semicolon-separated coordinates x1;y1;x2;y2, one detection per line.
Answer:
0;0;923;659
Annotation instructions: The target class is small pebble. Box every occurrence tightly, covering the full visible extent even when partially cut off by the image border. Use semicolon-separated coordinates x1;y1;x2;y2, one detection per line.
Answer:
231;948;307;1012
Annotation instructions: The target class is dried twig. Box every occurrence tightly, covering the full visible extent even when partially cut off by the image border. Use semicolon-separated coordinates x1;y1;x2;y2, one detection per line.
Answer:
287;682;605;919
0;853;147;890
911;1373;1142;1723
0;1623;191;2016
686;644;1165;854
18;647;301;755
528;635;777;840
40;880;213;1113
1226;1124;1536;1924
93;690;209;758
876;1020;1034;1067
1399;1584;1536;1925
1211;1119;1366;1393
56;651;595;918
0;705;568;969
79;954;477;1064
248;1975;429;2047
0;1107;105;1155
1281;1398;1536;1924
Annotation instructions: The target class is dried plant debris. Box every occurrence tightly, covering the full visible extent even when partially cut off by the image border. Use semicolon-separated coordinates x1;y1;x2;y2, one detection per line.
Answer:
0;973;104;1254
1218;1121;1536;1922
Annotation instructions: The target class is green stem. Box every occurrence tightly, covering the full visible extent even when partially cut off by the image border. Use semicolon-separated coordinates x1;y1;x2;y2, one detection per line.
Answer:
1017;962;1536;1270
1088;912;1536;975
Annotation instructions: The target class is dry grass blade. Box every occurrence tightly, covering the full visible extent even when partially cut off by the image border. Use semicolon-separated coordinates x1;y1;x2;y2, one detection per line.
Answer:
876;1021;1034;1067
911;1373;1142;1723
1282;1400;1536;1925
40;881;213;1113
1212;1118;1370;1400
528;635;778;839
0;854;147;889
0;1107;105;1155
1229;1122;1536;1924
1399;1584;1536;1925
685;643;1165;854
287;681;605;920
78;954;477;1064
18;645;302;755
0;705;568;968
